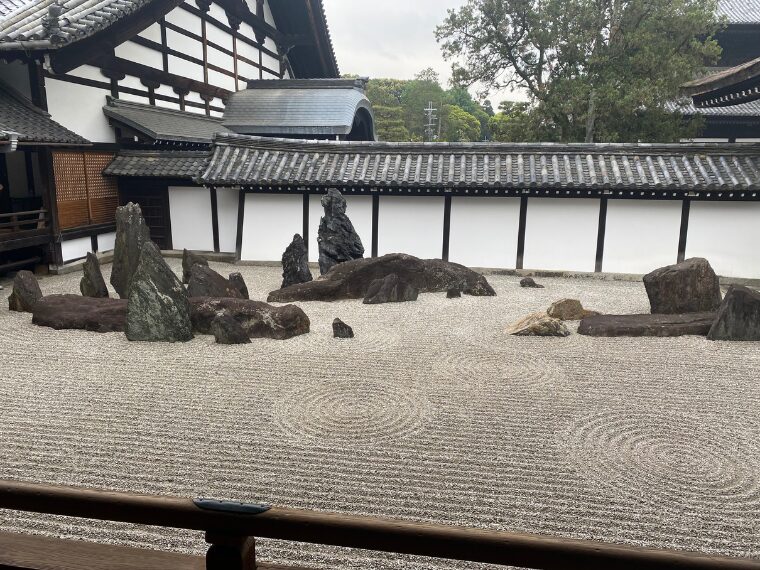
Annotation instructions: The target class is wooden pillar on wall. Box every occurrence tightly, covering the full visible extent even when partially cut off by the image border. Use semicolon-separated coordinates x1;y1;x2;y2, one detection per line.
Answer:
371;194;379;257
515;196;528;270
677;199;691;263
442;194;452;261
210;186;220;253
594;198;608;273
302;193;309;254
235;188;246;261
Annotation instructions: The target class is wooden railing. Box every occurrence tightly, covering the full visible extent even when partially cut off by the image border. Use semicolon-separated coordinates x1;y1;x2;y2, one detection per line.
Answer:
0;480;758;570
0;209;48;239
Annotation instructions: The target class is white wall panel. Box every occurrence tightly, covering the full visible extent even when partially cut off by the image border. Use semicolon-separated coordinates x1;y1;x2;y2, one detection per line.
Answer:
241;194;302;261
117;74;151;104
168;55;205;83
308;194;372;263
523;198;599;272
603;200;681;274
378;196;444;259
449;197;520;268
67;64;105;81
61;236;92;263
216;188;239;253
137;22;162;43
45;78;112;142
98;232;116;252
686;201;760;278
155;84;182;109
169;186;214;251
165;5;202;35
114;40;163;71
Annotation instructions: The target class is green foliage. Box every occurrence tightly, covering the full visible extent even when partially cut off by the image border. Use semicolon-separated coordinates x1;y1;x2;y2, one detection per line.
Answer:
436;0;724;142
442;105;482;142
373;105;411;141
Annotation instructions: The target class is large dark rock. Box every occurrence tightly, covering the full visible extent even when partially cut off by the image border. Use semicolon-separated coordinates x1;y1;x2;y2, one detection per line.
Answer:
126;241;193;342
190;297;310;340
520;277;544;289
32;295;127;332
317;189;364;275
182;249;208;284
707;285;760;341
228;272;249;299
578;312;716;337
363;274;419;304
111;203;151;298
268;253;496;303
643;258;722;314
8;270;42;312
333;318;354;338
281;234;313;288
211;313;251;345
80;252;109;298
187;265;245;299
506;313;570;337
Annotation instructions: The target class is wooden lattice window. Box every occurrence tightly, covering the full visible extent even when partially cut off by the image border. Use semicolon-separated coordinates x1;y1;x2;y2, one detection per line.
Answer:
53;151;118;230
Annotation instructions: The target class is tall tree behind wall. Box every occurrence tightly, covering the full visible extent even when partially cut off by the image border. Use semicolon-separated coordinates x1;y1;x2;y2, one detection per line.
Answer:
436;0;723;143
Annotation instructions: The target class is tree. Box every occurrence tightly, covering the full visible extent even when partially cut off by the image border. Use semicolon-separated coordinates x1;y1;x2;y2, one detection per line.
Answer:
441;105;482;142
436;0;723;142
374;105;411;141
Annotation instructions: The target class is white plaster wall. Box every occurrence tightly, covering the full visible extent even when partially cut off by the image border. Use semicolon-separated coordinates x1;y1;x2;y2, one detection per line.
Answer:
118;74;152;105
137;22;162;43
98;231;116;252
308;194;373;263
216;188;239;253
449;197;520;268
378;196;444;259
241;194;302;262
169;186;214;251
523;198;600;272
114;40;163;71
155;84;182;110
45;78;113;143
602;200;681;274
686;201;760;279
167;55;205;84
61;236;92;263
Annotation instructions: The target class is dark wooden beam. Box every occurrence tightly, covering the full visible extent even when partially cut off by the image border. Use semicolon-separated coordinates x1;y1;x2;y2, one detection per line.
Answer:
371;194;379;257
442;194;452;261
677;199;691;263
515;196;528;270
594;198;608;273
235;188;245;261
302;193;309;254
50;0;186;74
210;186;220;253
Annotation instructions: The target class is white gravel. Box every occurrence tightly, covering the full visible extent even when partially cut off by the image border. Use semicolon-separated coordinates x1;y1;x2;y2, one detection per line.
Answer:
0;260;759;569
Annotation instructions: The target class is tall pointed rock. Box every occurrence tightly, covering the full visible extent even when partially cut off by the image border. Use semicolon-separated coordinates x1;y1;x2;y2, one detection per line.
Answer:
317;189;364;275
110;202;151;298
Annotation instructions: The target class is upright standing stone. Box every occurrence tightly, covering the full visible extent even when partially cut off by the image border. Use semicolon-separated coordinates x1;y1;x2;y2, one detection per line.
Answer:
111;203;151;298
182;249;208;284
228;272;249;299
643;258;722;314
126;241;193;342
281;234;313;288
707;285;760;341
317;189;364;275
8;270;42;312
80;252;109;298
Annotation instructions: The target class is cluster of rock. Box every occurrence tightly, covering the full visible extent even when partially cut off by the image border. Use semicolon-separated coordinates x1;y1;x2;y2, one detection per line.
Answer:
15;203;310;345
577;257;760;340
507;298;600;337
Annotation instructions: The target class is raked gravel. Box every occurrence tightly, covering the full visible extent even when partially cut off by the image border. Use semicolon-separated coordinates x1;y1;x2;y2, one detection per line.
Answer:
0;260;759;569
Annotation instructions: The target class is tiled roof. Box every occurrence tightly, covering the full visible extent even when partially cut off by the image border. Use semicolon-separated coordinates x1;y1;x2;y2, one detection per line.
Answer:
104;149;208;178
718;0;760;24
0;0;154;49
0;0;31;17
199;133;760;193
668;98;760;116
103;97;230;143
223;79;373;136
681;57;760;107
0;79;89;144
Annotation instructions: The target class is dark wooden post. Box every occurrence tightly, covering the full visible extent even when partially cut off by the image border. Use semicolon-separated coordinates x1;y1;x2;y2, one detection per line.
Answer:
205;532;256;570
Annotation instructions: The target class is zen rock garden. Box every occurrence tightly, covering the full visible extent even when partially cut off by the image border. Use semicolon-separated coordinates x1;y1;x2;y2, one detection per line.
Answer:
5;189;760;344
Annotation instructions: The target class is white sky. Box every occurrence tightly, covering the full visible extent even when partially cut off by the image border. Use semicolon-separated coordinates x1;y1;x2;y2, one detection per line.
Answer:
322;0;525;106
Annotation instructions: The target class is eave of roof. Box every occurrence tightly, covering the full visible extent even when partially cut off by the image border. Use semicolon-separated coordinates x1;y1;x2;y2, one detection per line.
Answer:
717;0;760;24
197;134;760;193
103;97;230;143
681;57;760;107
104;149;209;178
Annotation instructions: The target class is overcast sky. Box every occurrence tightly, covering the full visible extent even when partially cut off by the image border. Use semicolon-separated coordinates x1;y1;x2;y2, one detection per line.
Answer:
322;0;524;106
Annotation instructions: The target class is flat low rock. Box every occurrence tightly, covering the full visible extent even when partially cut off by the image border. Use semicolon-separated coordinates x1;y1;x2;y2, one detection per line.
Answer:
520;277;544;289
211;313;251;345
507;312;570;337
32;295;127;332
547;298;600;321
578;312;716;337
8;270;42;312
190;297;310;340
268;253;495;303
363;274;419;304
707;285;760;341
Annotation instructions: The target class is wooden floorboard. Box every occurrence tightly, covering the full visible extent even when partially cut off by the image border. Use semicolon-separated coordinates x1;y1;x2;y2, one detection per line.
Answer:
0;532;317;570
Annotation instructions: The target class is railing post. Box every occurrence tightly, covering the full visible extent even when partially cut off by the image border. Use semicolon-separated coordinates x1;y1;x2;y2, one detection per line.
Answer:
205;532;256;570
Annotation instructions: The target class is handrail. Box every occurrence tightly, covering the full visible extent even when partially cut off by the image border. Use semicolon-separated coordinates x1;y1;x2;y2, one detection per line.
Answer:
0;480;758;569
0;209;47;219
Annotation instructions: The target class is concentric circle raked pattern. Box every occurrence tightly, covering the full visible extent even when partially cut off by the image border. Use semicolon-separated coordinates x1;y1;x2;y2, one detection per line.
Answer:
561;409;760;509
273;378;433;445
